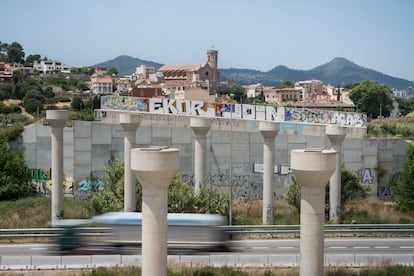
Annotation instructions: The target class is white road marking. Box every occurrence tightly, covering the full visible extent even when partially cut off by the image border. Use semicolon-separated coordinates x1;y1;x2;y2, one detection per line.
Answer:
329;246;346;249
30;247;48;251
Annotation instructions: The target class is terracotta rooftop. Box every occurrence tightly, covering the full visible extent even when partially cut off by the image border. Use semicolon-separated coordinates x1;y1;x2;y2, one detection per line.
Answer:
159;64;203;72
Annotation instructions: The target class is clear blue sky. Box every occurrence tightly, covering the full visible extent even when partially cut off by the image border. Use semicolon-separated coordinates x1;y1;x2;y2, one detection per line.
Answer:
2;0;413;81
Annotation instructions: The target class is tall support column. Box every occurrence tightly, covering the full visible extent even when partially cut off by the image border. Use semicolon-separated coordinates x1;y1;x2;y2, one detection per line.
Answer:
259;122;280;225
120;113;141;212
46;110;68;226
131;147;179;276
190;118;211;192
291;148;337;276
326;125;347;223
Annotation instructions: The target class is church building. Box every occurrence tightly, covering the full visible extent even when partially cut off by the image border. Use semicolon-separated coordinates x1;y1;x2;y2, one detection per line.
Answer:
158;49;219;101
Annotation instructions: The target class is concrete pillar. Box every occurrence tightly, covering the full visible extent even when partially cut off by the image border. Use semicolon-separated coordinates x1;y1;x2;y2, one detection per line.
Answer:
190;118;211;192
120;113;141;212
46;110;68;225
259;122;280;225
326;125;347;223
291;148;336;276
131;147;179;276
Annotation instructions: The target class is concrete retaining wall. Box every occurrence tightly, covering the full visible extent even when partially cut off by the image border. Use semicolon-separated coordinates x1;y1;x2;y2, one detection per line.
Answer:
17;120;411;200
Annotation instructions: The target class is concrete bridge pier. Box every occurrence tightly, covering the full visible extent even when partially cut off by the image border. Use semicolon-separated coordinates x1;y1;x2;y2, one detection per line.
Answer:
291;148;336;276
326;125;347;223
131;147;179;276
190;118;211;192
259;122;280;225
46;110;68;225
120;113;141;212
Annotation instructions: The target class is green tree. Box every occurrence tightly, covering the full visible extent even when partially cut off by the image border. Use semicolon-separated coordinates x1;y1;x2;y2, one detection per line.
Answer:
395;144;414;214
25;54;41;65
7;42;25;64
229;86;246;103
0;132;28;200
0;83;13;100
76;80;89;92
278;80;294;88
349;80;393;118
71;95;84;111
0;41;8;62
23;98;42;114
395;97;414;116
107;67;118;76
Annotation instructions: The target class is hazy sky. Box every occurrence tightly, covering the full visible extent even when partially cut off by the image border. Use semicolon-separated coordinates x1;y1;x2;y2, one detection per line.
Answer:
2;0;413;80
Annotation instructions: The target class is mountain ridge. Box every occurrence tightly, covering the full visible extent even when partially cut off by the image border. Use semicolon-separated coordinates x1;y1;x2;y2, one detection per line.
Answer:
94;56;413;90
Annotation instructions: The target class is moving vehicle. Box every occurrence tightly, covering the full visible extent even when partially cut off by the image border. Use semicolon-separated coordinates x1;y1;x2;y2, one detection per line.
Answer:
53;212;229;254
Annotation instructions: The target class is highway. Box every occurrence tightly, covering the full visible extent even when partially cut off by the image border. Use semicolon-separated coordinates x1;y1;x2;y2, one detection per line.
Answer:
1;237;413;256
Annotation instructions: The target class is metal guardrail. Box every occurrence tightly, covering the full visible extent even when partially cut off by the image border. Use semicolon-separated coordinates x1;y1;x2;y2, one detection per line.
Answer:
223;224;414;236
0;227;112;240
0;224;413;240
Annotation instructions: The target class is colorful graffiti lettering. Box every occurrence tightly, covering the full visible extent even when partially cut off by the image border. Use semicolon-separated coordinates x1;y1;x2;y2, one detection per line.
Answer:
99;96;367;127
30;180;73;195
27;168;51;180
78;180;104;192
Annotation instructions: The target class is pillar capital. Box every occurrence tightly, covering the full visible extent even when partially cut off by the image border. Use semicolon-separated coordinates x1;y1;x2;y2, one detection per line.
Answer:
131;147;179;189
190;118;211;136
46;110;68;128
259;121;279;139
291;148;337;188
326;125;347;144
120;113;142;131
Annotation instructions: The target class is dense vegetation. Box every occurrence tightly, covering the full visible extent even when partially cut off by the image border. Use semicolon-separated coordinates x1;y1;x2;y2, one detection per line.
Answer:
0;132;28;200
349;80;394;118
367;117;414;140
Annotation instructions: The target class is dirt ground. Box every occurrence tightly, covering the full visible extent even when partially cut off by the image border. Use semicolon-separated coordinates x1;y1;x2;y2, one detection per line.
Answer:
2;99;72;121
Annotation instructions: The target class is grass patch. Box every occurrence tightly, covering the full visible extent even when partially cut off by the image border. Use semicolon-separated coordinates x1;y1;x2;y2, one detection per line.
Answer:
0;196;91;228
1;197;414;229
342;199;414;224
232;200;300;225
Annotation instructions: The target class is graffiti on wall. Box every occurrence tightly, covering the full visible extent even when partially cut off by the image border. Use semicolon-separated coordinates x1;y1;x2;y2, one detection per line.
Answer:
285;108;366;127
98;96;367;127
28;168;73;195
27;168;104;196
362;168;374;184
182;170;289;201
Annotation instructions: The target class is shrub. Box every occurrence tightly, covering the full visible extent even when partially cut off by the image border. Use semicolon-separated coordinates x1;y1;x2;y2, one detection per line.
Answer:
285;176;300;211
89;159;229;217
395;143;414;215
0;132;29;200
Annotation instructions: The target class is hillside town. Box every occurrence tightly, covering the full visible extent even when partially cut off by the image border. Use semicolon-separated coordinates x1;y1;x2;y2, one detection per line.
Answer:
0;49;392;112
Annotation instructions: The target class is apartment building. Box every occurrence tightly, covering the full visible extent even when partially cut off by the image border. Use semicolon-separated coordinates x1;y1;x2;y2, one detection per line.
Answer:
263;87;302;104
90;68;114;94
33;60;71;74
295;80;324;101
